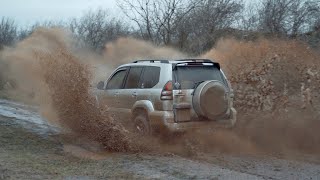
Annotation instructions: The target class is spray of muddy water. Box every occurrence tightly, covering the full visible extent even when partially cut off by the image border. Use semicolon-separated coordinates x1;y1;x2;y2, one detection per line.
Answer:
201;38;320;155
0;28;184;153
1;28;320;156
1;28;142;152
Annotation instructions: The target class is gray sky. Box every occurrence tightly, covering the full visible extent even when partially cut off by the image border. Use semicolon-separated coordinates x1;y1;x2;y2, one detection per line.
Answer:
1;0;255;27
1;0;118;27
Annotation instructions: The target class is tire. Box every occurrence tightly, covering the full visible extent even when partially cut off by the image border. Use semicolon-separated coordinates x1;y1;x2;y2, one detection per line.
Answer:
133;111;151;135
192;80;229;120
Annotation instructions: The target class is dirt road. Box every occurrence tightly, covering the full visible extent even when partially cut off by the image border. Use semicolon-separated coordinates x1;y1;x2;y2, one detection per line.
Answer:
0;99;320;179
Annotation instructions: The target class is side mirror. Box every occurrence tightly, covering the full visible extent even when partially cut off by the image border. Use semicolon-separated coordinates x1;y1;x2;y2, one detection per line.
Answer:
97;81;105;90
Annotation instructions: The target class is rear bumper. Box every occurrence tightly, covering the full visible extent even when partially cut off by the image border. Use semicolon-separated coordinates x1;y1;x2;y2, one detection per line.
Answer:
149;108;237;133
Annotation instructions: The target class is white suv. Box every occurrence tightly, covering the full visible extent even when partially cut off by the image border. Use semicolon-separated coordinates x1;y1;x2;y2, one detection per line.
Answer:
95;59;236;134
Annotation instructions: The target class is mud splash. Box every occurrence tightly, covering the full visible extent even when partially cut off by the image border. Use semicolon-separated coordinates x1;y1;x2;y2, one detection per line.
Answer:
201;38;320;154
103;37;184;66
0;28;183;153
1;27;320;156
93;37;184;82
1;28;140;152
37;49;140;152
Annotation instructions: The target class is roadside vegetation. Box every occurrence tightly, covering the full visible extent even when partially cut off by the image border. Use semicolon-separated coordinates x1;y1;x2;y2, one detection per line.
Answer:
0;0;319;91
1;0;319;52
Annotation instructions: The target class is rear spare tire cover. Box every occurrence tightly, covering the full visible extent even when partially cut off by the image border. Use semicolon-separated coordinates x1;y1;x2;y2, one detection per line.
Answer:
193;80;229;120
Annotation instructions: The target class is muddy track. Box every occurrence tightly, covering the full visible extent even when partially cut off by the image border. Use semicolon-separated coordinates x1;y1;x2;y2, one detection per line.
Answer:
0;99;320;179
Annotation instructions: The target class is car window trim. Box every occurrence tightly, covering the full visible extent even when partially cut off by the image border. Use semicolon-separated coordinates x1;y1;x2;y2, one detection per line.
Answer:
140;67;146;88
106;67;129;90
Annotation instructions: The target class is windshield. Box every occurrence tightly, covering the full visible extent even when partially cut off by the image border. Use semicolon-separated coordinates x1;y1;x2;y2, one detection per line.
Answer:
174;65;227;89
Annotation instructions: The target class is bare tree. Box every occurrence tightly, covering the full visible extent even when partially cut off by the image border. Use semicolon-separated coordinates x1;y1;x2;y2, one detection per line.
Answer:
17;20;66;41
118;0;154;41
181;0;244;53
0;17;17;48
258;0;319;36
238;2;260;31
69;9;129;51
258;0;292;35
118;0;196;45
289;0;319;36
309;2;320;32
314;18;320;31
152;0;198;45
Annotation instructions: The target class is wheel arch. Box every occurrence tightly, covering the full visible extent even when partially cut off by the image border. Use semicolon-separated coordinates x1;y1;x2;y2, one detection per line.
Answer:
131;100;154;118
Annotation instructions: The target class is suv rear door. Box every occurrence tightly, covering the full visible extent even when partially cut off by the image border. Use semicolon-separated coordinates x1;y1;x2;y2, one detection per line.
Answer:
116;65;162;124
118;66;144;122
138;66;161;103
120;66;161;118
172;63;227;121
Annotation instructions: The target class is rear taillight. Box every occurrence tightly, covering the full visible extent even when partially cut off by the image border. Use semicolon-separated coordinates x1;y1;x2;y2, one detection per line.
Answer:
161;81;173;100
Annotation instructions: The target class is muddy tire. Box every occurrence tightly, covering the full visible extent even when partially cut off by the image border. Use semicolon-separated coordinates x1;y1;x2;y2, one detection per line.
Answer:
133;111;150;135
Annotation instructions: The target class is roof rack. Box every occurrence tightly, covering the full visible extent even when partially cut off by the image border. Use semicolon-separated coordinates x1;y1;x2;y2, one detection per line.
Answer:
174;59;213;63
133;60;169;64
173;59;220;70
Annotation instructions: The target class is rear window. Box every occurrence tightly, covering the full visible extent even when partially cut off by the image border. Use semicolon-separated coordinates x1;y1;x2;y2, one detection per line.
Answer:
141;66;160;88
174;65;226;89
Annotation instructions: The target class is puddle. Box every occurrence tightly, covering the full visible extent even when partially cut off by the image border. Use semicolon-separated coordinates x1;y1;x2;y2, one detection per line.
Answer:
0;99;59;136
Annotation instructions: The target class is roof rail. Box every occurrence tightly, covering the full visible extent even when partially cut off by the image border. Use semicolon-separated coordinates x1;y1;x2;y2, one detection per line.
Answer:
133;60;169;64
174;59;213;63
173;59;220;70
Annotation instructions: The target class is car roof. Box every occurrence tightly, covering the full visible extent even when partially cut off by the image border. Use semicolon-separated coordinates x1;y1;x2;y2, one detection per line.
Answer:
121;59;221;69
128;59;217;64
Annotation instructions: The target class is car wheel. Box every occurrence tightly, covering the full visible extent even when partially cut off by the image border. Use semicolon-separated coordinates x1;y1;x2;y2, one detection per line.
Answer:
193;80;229;120
133;112;150;135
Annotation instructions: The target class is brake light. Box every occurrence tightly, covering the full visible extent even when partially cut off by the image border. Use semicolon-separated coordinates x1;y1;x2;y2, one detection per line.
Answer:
161;81;173;100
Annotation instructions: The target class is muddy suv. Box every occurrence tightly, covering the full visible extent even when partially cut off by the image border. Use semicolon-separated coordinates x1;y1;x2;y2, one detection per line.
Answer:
95;59;236;134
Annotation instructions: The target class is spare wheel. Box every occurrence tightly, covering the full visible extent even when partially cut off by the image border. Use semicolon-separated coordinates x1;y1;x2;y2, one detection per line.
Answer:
192;80;229;120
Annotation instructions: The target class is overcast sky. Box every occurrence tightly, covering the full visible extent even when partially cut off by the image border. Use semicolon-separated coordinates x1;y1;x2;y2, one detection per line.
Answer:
1;0;118;27
1;0;254;27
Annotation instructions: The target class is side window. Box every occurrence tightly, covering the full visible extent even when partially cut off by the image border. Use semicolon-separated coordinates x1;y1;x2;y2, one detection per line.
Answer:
125;67;143;89
141;67;161;88
106;69;128;89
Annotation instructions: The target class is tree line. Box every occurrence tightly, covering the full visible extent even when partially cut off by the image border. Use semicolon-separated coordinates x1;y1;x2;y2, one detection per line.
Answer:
0;0;319;54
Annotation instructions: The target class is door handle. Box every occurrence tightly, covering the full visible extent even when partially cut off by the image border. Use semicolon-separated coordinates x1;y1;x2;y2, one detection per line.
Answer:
114;92;120;96
132;92;137;97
